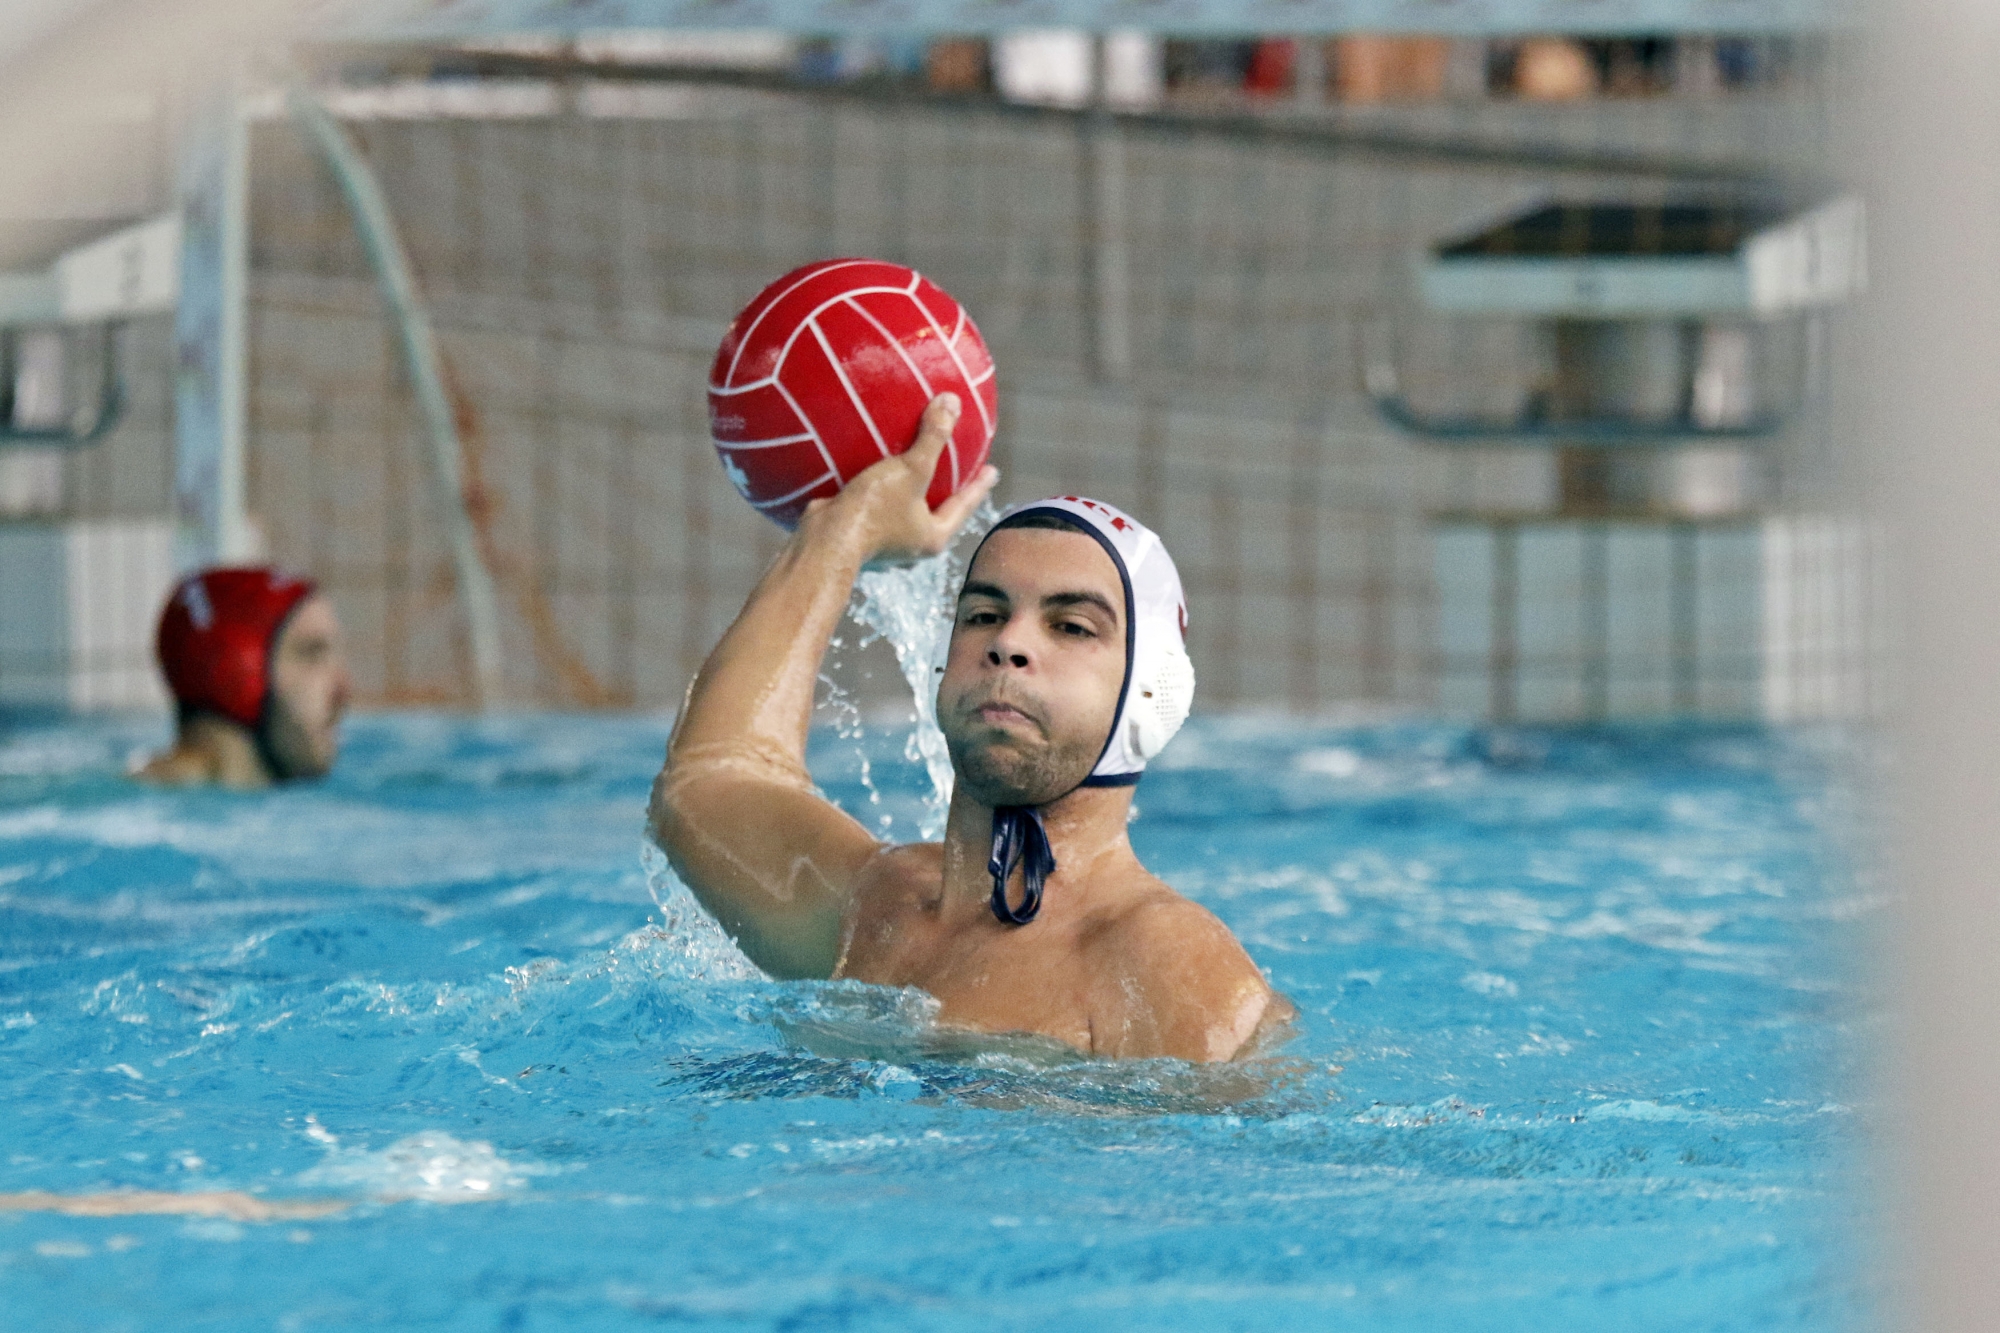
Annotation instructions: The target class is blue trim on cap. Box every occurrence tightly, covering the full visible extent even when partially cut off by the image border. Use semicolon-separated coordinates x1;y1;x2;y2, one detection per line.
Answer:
1079;770;1142;788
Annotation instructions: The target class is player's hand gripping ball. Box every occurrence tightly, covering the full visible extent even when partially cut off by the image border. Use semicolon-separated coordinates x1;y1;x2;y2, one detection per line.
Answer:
708;259;999;530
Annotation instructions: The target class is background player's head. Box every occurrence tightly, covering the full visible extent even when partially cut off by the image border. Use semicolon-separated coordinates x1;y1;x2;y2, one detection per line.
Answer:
156;567;352;780
939;498;1194;810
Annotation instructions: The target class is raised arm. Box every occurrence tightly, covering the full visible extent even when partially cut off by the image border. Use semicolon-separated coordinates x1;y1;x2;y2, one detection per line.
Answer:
650;394;997;978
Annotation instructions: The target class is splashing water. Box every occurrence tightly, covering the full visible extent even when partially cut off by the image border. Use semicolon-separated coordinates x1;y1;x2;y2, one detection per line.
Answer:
627;502;997;994
843;501;999;841
813;635;887;827
638;842;765;984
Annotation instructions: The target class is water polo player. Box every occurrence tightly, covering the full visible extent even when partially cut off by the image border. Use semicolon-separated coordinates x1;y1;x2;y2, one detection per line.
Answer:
138;567;352;787
651;394;1291;1062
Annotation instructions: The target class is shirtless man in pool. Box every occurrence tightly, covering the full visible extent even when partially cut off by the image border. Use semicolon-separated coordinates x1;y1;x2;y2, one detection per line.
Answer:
650;394;1290;1063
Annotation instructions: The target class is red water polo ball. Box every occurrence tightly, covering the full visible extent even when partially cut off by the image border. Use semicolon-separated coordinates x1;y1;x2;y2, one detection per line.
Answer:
707;259;998;530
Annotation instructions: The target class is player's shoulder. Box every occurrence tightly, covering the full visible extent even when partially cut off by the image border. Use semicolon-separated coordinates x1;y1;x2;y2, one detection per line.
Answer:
133;746;209;786
1088;881;1280;1062
1089;881;1268;1010
1100;880;1251;968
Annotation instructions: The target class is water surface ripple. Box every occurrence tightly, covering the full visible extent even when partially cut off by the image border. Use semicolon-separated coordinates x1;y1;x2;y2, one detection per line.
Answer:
0;713;1870;1331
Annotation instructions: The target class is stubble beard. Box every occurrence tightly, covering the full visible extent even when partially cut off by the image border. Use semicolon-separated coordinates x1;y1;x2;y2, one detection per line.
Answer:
942;714;1100;808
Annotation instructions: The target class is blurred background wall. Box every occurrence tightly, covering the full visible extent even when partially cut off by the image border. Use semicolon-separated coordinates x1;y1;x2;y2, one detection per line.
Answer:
0;27;1869;718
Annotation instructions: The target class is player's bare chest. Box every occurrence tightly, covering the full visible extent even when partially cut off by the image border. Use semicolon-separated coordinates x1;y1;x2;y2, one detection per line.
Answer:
838;896;1102;1051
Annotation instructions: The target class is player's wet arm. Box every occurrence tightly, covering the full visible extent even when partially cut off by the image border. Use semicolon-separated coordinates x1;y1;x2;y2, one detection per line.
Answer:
650;502;881;977
650;747;875;978
650;394;997;978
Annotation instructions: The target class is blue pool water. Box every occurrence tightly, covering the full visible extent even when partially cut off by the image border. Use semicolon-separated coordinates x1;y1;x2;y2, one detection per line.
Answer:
0;711;1871;1330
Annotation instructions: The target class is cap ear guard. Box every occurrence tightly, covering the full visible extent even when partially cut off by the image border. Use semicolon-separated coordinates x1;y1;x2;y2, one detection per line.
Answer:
1127;635;1195;763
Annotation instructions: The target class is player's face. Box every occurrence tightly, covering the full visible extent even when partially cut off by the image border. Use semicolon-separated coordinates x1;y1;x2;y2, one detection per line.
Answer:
938;529;1126;808
265;595;352;780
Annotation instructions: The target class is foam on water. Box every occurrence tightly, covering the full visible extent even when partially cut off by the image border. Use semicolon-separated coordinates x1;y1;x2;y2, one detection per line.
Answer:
296;1130;549;1202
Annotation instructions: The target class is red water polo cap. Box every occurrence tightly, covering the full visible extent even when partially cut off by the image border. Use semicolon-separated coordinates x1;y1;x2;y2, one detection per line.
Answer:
156;567;318;728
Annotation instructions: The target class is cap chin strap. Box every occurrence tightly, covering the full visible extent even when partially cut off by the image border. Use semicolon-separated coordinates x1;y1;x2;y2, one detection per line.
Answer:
988;806;1056;925
249;598;315;784
252;709;313;784
252;712;291;783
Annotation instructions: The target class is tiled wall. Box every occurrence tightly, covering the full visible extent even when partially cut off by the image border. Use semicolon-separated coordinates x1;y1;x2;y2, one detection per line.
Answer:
0;518;175;711
22;82;1855;715
1434;515;1881;722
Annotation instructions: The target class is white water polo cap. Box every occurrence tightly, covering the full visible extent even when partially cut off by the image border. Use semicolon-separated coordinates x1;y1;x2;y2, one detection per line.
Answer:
981;496;1196;785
